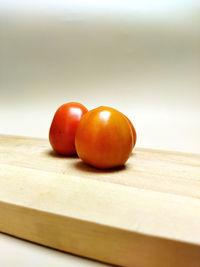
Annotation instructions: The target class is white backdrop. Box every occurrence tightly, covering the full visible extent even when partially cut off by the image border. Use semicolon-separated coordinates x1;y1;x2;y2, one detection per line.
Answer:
0;1;200;153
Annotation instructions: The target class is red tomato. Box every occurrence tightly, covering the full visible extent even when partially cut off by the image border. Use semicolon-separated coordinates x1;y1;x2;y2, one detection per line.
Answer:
49;102;88;155
75;106;134;169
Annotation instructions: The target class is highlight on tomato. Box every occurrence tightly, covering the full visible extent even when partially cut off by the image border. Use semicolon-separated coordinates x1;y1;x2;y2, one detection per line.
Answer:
124;115;137;148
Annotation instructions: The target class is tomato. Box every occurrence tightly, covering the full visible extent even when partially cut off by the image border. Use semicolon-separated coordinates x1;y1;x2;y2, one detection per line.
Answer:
49;102;88;155
75;106;134;169
124;115;137;147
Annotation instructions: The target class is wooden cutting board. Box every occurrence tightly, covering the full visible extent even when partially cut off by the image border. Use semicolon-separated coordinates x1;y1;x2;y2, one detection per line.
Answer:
0;134;200;266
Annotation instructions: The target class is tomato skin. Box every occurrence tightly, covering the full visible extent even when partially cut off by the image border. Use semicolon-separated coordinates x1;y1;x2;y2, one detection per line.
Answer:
49;102;88;155
75;106;134;169
124;115;137;147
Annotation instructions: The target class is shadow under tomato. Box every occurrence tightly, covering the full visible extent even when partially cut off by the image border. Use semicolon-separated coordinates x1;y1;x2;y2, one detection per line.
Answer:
45;149;78;159
130;151;136;157
46;149;129;173
73;160;127;174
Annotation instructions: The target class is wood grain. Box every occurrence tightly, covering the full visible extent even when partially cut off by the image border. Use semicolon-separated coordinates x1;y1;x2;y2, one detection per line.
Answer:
0;134;200;266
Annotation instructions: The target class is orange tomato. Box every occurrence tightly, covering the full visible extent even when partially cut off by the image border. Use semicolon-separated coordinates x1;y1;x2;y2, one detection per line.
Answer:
75;106;134;169
124;115;137;147
49;102;88;155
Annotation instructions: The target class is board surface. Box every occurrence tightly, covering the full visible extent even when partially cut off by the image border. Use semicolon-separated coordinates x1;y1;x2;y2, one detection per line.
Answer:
0;134;200;266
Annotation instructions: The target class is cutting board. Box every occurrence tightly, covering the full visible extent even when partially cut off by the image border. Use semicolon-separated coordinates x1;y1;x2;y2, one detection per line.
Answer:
0;134;200;266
